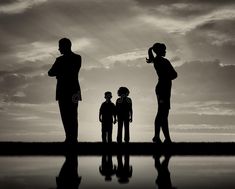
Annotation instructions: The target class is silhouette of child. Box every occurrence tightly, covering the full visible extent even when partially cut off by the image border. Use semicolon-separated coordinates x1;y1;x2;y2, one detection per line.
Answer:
116;87;133;143
99;91;116;143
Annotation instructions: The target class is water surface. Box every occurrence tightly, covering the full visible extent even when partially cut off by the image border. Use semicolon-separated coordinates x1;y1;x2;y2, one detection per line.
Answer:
0;156;235;189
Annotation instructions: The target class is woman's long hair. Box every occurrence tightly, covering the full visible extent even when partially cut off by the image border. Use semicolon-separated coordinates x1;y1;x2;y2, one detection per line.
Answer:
147;43;166;63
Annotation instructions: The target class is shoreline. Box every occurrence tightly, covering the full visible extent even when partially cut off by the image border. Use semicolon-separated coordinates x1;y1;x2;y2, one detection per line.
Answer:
0;142;235;156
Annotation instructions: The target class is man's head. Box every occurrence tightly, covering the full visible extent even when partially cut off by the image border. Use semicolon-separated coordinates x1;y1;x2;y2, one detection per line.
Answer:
58;38;72;55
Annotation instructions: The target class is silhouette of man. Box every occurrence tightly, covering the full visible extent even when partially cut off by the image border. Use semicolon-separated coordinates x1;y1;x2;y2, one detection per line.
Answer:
99;154;116;181
56;154;82;189
115;154;132;184
146;43;177;144
154;154;176;189
48;38;82;143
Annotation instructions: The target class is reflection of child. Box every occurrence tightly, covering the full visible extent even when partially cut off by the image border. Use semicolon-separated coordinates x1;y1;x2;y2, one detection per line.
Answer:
116;87;133;143
99;91;116;143
116;154;132;183
99;155;116;181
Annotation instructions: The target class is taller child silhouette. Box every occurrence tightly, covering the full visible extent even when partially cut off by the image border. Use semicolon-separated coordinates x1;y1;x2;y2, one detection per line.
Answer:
116;87;133;143
146;43;177;143
48;38;82;143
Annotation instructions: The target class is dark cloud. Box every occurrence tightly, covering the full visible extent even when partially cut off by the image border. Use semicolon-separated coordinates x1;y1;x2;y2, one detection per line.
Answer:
174;60;235;102
0;66;55;103
0;0;138;42
183;17;235;65
196;19;235;46
135;0;235;7
0;0;16;5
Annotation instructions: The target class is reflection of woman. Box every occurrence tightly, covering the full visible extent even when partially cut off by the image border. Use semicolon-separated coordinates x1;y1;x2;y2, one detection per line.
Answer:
146;43;177;143
154;154;176;189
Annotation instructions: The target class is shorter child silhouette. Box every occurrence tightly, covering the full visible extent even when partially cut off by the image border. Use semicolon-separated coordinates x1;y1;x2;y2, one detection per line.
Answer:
116;87;133;143
99;91;116;143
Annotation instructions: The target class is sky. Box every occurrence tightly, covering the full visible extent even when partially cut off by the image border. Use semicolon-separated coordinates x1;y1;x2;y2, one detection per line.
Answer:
0;0;235;142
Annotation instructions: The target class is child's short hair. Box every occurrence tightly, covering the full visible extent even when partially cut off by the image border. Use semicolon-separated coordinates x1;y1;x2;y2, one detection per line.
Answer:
117;87;130;97
104;91;112;98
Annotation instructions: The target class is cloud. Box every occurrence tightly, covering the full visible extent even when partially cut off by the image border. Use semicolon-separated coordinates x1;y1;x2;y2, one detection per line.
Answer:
0;0;147;70
195;19;235;47
174;60;235;102
0;68;55;104
138;7;235;34
101;50;146;67
0;0;47;14
15;37;94;62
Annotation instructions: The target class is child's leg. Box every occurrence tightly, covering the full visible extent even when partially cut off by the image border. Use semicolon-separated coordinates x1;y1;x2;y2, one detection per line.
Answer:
117;119;123;143
101;124;107;143
124;119;130;142
108;123;113;143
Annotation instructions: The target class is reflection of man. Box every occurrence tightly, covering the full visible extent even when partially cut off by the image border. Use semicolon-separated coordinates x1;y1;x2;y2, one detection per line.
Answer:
116;154;132;184
56;154;81;189
48;38;82;143
154;154;176;189
99;154;116;181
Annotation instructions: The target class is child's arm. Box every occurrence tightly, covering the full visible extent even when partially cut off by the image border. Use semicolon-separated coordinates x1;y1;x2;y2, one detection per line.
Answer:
113;104;117;124
115;99;119;123
99;105;102;122
129;98;133;123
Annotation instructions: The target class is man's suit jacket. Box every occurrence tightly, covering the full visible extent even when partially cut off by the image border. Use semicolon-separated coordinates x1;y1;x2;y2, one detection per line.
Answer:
48;52;82;101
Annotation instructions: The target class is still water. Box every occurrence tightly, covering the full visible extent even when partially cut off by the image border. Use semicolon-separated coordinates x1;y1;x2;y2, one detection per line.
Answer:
0;156;235;189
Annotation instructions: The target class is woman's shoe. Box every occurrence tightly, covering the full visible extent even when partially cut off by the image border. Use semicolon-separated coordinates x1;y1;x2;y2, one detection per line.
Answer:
152;136;162;144
163;139;172;144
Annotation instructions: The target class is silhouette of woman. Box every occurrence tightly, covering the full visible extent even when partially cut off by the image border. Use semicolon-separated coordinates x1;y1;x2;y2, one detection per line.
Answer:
146;43;177;143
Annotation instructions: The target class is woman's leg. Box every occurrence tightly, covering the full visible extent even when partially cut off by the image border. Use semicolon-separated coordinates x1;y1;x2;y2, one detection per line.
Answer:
161;108;171;142
153;93;162;142
154;110;161;141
